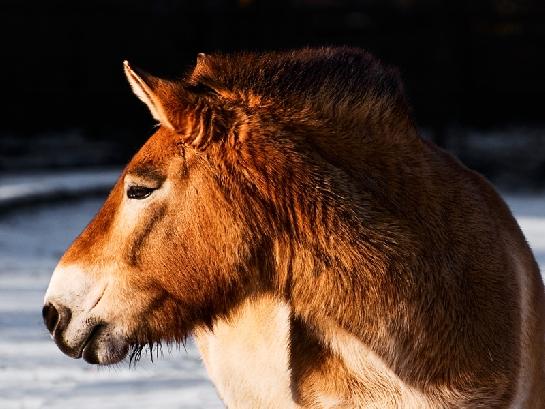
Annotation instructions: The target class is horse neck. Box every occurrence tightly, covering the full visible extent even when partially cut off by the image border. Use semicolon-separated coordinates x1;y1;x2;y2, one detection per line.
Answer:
268;132;434;361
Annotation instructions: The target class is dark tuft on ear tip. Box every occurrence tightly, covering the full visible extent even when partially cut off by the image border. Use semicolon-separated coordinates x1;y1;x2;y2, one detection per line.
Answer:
194;53;211;77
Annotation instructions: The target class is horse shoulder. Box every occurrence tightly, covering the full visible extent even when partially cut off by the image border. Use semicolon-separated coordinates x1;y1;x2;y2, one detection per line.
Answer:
508;244;545;408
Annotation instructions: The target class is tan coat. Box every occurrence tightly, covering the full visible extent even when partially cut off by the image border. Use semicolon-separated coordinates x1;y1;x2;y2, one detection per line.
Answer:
44;48;545;408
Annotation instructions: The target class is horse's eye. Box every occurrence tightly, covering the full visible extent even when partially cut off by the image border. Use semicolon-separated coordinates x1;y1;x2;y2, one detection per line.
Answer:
127;185;155;200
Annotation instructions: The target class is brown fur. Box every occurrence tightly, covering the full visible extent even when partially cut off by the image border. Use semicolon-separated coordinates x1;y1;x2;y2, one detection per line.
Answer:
47;48;545;407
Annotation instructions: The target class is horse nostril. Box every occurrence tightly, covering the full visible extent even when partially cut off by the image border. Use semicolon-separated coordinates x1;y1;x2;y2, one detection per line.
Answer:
42;303;60;335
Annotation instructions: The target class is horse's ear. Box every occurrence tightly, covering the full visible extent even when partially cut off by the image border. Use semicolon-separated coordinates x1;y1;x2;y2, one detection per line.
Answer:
123;60;232;149
123;60;184;130
123;61;177;129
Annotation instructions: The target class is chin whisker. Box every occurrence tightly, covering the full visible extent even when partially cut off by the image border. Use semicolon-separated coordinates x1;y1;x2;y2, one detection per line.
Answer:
128;344;145;367
127;341;165;366
127;329;190;367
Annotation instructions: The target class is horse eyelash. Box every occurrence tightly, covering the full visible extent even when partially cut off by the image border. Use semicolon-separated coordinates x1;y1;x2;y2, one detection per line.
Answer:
127;185;155;200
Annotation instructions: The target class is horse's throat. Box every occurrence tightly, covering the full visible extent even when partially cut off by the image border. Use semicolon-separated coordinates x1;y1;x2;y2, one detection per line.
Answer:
193;295;296;409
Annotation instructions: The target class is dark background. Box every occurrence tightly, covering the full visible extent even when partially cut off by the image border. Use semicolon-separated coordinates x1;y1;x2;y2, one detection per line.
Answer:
2;0;545;189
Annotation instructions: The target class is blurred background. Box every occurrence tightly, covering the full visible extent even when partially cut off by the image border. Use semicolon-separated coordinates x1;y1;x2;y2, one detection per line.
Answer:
1;0;545;188
1;1;544;408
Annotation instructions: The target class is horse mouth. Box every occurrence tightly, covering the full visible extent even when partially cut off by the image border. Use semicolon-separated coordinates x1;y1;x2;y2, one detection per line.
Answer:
52;322;129;365
80;324;129;365
79;323;105;361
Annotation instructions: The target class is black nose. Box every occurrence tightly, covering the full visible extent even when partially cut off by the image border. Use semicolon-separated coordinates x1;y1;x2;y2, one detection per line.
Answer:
42;303;60;335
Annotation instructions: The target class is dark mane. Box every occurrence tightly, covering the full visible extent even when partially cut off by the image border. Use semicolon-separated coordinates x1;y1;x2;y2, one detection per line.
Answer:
188;47;409;128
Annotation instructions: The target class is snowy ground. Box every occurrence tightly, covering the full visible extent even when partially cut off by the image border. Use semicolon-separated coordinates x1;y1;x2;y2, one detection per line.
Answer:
0;170;119;210
0;193;543;409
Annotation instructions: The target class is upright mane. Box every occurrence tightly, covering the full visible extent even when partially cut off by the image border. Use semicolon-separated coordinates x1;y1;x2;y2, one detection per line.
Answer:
188;47;410;132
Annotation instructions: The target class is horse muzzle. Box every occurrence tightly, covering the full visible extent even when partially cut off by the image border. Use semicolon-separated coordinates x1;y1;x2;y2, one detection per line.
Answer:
42;300;128;364
42;302;95;359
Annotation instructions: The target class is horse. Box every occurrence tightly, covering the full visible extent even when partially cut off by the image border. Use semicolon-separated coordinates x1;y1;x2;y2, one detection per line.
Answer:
43;47;545;408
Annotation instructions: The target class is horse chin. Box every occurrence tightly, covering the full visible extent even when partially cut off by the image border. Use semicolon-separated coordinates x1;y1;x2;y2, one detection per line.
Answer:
81;326;129;365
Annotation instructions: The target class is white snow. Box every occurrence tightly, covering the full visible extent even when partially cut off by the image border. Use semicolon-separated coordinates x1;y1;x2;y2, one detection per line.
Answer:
506;195;545;269
0;192;543;408
0;170;120;208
